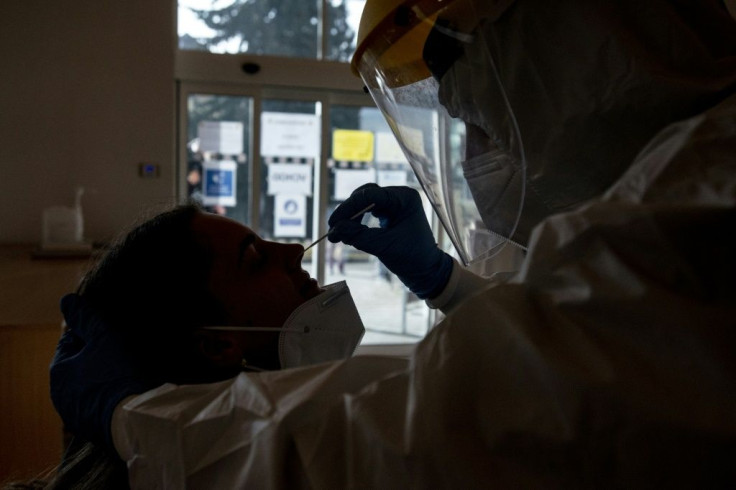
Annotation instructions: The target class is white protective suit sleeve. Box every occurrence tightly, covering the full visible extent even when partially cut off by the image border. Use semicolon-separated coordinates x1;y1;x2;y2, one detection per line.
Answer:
423;258;485;312
112;95;736;488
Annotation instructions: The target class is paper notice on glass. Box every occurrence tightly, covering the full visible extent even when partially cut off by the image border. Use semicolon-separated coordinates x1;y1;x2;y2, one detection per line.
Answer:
202;160;237;207
268;163;312;196
274;194;307;238
261;112;320;158
332;129;374;162
377;169;408;187
334;168;376;201
198;121;244;155
375;132;408;164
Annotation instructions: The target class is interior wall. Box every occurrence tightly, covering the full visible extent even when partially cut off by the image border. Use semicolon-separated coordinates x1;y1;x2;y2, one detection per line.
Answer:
0;0;176;244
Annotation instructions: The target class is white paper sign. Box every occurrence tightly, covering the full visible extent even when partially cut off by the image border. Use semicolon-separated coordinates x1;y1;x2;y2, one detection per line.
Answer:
377;169;408;187
198;121;244;155
334;168;376;200
274;194;307;237
375;132;407;163
202;160;237;206
261;112;320;158
268;163;312;196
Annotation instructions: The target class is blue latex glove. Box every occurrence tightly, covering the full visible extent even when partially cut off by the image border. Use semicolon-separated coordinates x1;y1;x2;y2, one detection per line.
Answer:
50;294;159;454
328;184;453;299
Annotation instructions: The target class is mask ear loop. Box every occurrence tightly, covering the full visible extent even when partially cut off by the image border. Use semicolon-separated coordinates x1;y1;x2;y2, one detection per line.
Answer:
202;323;315;373
241;358;267;372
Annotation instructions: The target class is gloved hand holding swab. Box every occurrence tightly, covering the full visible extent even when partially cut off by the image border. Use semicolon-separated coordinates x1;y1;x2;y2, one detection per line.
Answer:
304;203;375;252
327;184;453;299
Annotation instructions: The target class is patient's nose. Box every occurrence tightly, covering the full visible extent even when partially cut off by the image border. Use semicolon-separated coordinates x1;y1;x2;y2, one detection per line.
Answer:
280;242;306;270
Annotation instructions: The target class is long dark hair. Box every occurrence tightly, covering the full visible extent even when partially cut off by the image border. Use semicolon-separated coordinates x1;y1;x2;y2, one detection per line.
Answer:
77;203;226;384
25;204;230;490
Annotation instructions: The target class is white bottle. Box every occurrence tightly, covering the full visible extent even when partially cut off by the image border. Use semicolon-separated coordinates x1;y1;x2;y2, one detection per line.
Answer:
41;187;90;251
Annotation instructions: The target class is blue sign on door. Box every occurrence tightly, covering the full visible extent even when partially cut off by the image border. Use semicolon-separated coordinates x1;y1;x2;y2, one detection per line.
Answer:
203;160;237;207
205;169;234;196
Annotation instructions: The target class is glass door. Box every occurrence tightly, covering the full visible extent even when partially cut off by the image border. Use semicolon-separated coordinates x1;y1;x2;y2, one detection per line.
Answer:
179;83;437;344
327;105;433;342
183;92;254;226
257;99;322;281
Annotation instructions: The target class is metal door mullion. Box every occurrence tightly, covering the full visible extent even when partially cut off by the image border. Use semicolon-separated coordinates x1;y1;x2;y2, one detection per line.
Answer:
250;94;263;230
313;97;330;285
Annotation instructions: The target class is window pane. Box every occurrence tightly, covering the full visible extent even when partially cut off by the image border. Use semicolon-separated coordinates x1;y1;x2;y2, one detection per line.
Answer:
178;0;320;58
329;106;432;344
325;0;364;62
257;100;320;248
186;94;253;225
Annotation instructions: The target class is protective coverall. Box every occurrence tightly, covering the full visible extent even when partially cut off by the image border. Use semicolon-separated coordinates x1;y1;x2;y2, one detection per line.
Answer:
112;94;736;487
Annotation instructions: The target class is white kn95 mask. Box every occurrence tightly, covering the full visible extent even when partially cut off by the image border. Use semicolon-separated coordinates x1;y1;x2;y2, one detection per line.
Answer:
203;281;365;371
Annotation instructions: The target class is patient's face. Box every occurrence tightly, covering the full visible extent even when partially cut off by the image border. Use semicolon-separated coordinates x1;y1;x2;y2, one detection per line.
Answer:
191;213;323;369
192;212;322;327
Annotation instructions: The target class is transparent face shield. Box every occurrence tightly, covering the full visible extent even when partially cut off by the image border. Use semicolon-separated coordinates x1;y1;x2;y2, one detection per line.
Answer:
354;1;526;268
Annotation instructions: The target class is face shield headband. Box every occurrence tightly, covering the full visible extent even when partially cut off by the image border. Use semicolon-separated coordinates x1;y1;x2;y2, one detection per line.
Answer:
355;1;527;271
202;281;365;371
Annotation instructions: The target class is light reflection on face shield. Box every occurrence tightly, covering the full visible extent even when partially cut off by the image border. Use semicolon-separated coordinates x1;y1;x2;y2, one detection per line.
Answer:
430;20;528;249
433;21;517;156
355;7;527;271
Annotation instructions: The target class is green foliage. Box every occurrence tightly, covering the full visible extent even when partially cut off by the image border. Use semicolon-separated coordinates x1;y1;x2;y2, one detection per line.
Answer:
182;0;359;146
183;0;355;60
181;1;361;228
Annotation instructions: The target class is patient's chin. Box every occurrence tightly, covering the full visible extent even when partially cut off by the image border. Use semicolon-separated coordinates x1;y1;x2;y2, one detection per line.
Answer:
301;278;323;300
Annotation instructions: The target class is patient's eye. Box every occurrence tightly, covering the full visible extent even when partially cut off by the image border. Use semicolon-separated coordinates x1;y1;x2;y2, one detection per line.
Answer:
237;234;257;269
250;246;267;272
241;239;268;274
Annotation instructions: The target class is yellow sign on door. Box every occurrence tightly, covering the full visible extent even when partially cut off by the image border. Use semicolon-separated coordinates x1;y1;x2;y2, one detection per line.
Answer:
332;129;374;162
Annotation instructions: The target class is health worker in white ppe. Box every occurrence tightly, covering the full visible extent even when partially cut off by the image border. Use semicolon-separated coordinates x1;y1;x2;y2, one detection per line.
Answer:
50;0;736;488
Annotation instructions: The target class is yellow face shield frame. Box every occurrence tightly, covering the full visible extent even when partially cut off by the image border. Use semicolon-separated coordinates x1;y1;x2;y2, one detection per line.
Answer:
351;0;518;87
